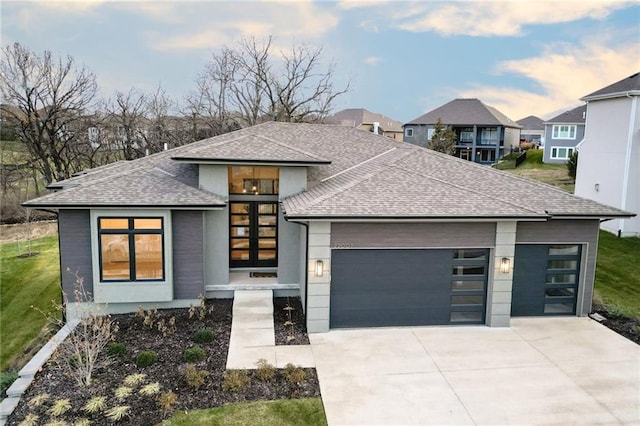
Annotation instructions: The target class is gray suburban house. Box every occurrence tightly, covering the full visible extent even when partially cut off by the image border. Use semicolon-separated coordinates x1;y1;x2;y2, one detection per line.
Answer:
517;115;545;147
24;122;632;332
543;104;586;164
403;98;521;165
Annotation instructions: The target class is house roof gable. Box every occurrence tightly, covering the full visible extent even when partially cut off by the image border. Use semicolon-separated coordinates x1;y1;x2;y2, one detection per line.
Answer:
406;98;521;128
546;104;587;124
517;115;545;131
328;108;404;132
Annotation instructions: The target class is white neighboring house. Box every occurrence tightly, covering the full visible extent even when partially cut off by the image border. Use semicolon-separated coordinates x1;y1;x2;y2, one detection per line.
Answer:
575;72;640;237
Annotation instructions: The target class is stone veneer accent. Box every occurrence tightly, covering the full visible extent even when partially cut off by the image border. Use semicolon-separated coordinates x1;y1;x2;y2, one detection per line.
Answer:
306;222;331;333
486;221;517;327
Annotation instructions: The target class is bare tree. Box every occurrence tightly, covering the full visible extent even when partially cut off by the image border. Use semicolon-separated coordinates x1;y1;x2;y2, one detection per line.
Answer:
106;88;148;160
188;36;349;134
0;42;98;184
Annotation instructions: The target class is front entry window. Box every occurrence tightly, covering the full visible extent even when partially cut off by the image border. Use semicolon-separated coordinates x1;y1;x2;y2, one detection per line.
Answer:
228;167;279;195
98;217;164;281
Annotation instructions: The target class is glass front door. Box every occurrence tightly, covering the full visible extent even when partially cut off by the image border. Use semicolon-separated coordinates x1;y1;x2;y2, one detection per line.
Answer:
229;202;278;268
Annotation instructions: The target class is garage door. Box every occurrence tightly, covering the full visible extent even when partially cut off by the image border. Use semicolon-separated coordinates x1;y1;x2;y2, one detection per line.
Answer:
511;244;581;316
330;249;488;328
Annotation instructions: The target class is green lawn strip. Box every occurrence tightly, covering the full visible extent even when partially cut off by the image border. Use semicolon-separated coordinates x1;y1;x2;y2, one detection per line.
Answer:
594;230;640;318
0;236;61;371
163;398;327;426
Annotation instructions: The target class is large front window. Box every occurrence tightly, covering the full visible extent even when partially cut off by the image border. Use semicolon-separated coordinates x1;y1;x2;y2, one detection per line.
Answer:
99;217;164;281
550;147;574;160
228;167;279;195
552;125;576;139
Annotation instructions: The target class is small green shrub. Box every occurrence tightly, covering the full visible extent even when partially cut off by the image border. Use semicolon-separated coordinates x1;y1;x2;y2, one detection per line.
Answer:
183;346;206;363
123;373;147;386
115;386;133;400
27;393;50;408
106;342;127;357
0;370;18;397
192;328;214;343
136;350;158;368
140;382;161;396
17;413;39;426
182;365;209;389
48;398;72;416
282;363;306;385
222;370;249;393
104;405;131;421
254;358;276;382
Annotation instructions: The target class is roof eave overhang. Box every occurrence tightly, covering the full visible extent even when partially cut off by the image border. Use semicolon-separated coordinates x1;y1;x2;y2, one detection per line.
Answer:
581;90;640;102
283;214;550;222
22;203;227;210
547;213;636;219
171;157;331;166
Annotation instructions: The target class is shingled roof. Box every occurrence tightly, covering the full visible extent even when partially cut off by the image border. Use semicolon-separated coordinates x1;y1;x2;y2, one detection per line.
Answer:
328;108;404;132
406;98;521;128
24;121;631;219
546;104;587;124
517;116;544;131
582;72;640;101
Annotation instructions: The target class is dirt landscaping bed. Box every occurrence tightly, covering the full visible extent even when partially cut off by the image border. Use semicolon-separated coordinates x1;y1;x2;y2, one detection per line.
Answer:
7;299;320;425
592;304;640;345
274;297;310;346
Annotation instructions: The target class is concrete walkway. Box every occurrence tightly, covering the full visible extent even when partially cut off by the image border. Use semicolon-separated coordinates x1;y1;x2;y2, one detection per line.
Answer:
226;290;315;369
310;317;640;426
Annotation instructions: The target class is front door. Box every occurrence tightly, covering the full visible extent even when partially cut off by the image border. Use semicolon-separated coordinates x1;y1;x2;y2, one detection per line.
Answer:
229;201;278;268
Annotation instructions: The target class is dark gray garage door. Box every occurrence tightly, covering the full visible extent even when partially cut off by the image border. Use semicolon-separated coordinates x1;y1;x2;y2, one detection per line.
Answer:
330;249;488;328
512;244;581;316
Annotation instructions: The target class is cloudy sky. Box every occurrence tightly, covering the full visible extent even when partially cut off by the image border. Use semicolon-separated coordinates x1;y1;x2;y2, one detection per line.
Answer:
1;0;639;122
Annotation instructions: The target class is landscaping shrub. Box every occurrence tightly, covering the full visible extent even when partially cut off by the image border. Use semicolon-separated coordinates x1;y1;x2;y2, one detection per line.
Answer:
183;346;206;363
192;328;214;343
222;370;249;392
254;358;276;382
157;391;178;413
182;365;209;389
135;350;158;368
282;363;306;385
106;342;127;357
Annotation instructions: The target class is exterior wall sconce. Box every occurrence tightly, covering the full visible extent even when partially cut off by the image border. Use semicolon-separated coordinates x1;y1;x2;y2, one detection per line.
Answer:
594;183;600;192
315;260;324;277
500;257;511;274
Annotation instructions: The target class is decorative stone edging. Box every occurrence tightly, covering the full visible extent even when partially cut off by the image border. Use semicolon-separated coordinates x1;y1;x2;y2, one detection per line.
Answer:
0;319;80;425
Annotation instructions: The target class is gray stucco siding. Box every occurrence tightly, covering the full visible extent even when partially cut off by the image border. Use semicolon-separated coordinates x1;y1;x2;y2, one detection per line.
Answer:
172;211;205;299
331;222;496;248
59;209;93;300
403;124;429;148
515;219;600;315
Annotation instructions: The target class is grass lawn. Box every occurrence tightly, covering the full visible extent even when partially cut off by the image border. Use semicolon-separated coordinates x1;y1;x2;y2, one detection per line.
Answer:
593;230;640;318
163;398;327;426
0;236;61;372
495;149;575;193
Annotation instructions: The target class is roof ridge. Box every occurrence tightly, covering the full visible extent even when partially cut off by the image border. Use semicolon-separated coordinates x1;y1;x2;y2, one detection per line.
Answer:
254;133;329;161
302;148;415;208
392;161;543;215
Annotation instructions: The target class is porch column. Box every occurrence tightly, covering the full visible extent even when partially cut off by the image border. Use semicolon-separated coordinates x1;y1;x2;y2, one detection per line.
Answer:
307;222;331;333
472;125;478;162
487;221;517;327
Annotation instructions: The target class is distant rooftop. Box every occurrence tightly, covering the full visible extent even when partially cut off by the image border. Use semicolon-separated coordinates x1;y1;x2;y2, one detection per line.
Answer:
546;104;587;124
328;108;403;132
406;98;521;128
517;115;544;131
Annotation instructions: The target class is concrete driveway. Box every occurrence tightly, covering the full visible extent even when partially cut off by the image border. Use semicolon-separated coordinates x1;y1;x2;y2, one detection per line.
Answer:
310;317;640;425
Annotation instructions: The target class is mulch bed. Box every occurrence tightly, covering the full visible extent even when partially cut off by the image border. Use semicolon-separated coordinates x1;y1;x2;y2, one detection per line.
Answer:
7;299;320;425
592;304;640;345
273;297;310;346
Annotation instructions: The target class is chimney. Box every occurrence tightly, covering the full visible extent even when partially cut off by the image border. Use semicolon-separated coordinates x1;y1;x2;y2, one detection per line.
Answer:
372;122;379;134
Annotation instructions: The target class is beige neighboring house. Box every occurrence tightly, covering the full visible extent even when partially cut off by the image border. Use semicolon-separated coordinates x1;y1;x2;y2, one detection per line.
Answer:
328;108;404;141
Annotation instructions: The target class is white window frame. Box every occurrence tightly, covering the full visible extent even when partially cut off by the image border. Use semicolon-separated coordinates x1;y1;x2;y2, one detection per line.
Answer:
552;125;576;140
405;127;414;137
550;147;575;160
90;209;173;304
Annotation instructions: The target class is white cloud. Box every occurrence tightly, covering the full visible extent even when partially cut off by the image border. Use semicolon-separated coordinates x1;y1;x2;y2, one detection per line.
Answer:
148;1;339;51
456;41;640;120
351;1;634;37
364;56;383;66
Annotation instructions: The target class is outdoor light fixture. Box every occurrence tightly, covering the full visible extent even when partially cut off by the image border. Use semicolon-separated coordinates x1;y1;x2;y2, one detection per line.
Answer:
315;260;324;277
500;257;511;274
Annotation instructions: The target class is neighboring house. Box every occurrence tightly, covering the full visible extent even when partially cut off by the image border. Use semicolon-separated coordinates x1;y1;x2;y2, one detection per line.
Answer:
24;122;631;332
543;105;586;164
575;72;640;237
328;108;404;141
517;115;545;147
403;98;521;165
